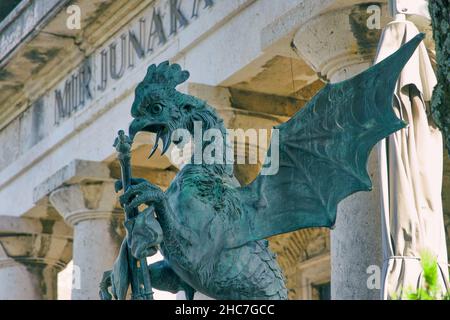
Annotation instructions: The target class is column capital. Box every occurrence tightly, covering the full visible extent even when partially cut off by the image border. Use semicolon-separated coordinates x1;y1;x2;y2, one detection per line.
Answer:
33;159;120;226
0;215;72;299
34;159;112;203
0;215;72;270
292;3;390;82
47;178;125;299
49;181;121;227
48;180;125;300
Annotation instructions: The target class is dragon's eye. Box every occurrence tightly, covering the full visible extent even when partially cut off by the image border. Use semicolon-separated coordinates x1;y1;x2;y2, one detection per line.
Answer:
149;104;163;115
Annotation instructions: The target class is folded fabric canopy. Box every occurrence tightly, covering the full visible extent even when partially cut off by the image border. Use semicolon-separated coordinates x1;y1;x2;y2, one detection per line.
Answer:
375;17;449;299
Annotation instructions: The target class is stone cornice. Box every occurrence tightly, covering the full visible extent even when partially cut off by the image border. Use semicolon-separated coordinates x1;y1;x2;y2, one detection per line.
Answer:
48;179;121;226
0;0;255;131
0;0;150;131
64;209;122;227
0;0;255;196
14;257;68;270
0;252;69;270
292;3;391;82
0;0;68;63
33;159;112;203
0;216;73;269
261;0;388;53
0;215;72;238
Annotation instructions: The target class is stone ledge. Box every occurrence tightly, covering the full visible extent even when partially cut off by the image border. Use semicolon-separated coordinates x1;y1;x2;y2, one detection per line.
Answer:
0;215;73;270
48;180;119;225
64;209;121;227
33;159;111;203
0;0;67;63
0;215;72;238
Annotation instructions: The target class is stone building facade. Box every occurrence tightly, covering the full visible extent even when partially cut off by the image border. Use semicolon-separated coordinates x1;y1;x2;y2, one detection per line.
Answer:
0;0;447;300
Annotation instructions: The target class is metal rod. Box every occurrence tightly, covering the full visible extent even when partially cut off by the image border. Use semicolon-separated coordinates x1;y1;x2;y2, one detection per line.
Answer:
115;130;154;300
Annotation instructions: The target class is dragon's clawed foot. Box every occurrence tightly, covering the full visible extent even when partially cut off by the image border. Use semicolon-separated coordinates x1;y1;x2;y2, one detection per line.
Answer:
99;270;113;300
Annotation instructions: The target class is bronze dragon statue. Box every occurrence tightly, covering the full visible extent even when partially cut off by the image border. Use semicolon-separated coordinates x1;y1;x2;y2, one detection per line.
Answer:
99;34;424;300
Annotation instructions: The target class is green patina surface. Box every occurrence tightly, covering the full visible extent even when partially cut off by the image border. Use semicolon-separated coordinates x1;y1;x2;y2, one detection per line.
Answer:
99;35;424;300
0;0;21;22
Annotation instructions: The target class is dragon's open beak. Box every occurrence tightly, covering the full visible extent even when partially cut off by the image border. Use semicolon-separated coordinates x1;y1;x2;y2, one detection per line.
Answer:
129;118;171;159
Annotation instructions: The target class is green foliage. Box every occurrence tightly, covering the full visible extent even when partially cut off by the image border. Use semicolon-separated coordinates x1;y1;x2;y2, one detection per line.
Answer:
403;251;450;300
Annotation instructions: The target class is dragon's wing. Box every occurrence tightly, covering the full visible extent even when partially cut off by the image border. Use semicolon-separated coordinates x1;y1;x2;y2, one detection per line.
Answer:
226;33;424;249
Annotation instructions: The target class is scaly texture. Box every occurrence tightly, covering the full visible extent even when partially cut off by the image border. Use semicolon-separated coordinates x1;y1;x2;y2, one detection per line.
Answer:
101;35;424;300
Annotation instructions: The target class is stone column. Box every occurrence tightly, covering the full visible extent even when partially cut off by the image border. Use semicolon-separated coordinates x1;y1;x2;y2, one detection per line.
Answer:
293;3;390;299
0;216;72;299
49;181;124;300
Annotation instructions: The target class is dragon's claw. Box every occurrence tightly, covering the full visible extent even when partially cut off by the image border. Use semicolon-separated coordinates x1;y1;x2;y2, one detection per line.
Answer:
128;192;163;210
115;178;148;193
119;180;165;210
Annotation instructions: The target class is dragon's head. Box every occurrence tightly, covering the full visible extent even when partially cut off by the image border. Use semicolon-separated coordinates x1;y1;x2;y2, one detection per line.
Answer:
129;61;221;158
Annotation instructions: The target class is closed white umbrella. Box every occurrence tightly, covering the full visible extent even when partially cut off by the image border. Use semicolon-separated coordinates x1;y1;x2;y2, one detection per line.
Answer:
375;15;449;299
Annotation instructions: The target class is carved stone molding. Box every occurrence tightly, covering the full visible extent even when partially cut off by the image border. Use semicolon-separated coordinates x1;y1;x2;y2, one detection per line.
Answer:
45;165;125;299
296;254;331;300
0;215;72;267
34;159;111;203
269;228;330;299
292;3;390;82
49;181;120;227
0;216;72;299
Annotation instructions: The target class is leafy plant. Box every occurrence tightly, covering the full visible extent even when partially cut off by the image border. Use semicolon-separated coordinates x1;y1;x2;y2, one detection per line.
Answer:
402;251;450;300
